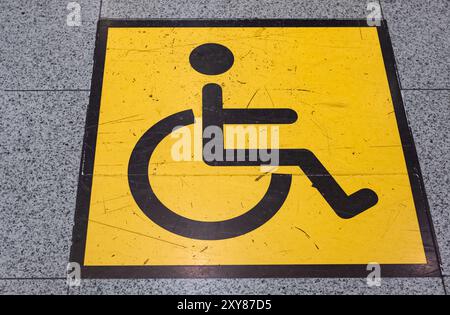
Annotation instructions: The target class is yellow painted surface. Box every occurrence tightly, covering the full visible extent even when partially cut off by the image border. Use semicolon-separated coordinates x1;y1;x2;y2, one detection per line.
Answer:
84;27;426;266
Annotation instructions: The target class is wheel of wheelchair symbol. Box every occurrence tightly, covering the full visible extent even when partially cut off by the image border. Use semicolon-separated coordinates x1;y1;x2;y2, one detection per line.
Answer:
128;109;292;240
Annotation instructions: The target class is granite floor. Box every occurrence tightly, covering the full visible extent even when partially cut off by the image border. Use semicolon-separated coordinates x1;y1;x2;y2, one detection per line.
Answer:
0;0;448;294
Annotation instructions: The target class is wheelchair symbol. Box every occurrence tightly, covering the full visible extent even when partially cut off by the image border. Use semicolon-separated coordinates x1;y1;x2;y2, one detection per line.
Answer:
128;43;378;240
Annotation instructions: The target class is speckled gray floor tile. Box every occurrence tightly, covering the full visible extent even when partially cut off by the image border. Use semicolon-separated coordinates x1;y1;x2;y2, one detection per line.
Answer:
402;90;450;275
0;91;88;278
1;1;448;297
444;277;450;295
0;1;100;90
0;279;67;295
68;278;444;295
381;0;450;89
101;0;378;19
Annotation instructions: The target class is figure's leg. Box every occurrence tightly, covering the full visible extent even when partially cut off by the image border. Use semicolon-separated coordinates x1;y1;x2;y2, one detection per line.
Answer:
280;149;378;218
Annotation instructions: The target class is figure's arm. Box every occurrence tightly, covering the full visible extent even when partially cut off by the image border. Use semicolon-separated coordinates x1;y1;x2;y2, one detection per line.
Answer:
202;83;298;126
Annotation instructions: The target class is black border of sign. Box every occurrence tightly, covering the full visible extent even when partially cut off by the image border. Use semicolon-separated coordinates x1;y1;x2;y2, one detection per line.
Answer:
70;19;442;278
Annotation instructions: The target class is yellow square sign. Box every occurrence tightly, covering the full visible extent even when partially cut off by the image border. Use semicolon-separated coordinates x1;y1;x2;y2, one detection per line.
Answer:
71;20;439;278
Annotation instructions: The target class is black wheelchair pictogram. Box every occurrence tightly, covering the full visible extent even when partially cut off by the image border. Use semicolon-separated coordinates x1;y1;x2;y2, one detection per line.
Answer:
128;43;378;240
